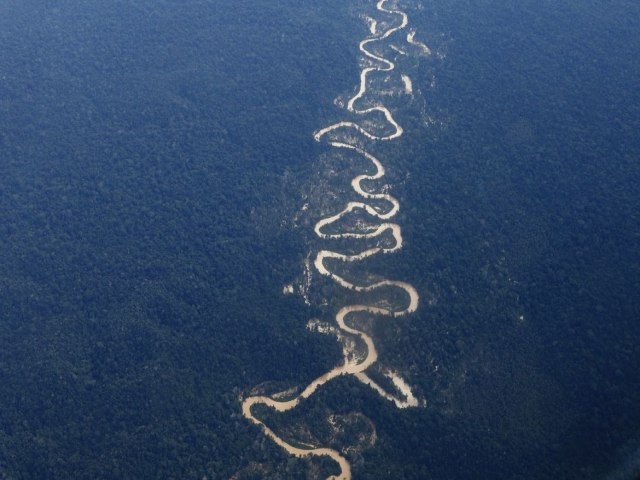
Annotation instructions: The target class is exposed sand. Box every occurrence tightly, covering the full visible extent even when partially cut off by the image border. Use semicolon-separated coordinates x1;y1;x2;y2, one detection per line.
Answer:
365;16;378;35
407;29;432;55
402;74;413;94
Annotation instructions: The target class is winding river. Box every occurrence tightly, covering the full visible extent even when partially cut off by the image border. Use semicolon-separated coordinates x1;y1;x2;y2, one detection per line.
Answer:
241;1;427;478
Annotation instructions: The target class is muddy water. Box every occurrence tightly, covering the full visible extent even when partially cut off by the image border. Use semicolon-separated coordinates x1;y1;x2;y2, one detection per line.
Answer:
241;2;431;478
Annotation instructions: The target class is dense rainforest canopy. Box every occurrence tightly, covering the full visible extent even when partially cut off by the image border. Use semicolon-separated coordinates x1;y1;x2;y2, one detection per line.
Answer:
0;0;639;479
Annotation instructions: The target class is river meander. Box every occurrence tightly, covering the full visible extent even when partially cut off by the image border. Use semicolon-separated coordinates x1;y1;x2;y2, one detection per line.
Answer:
241;2;430;478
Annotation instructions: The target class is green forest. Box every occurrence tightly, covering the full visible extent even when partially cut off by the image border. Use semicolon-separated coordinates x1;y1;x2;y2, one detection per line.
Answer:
0;0;639;479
